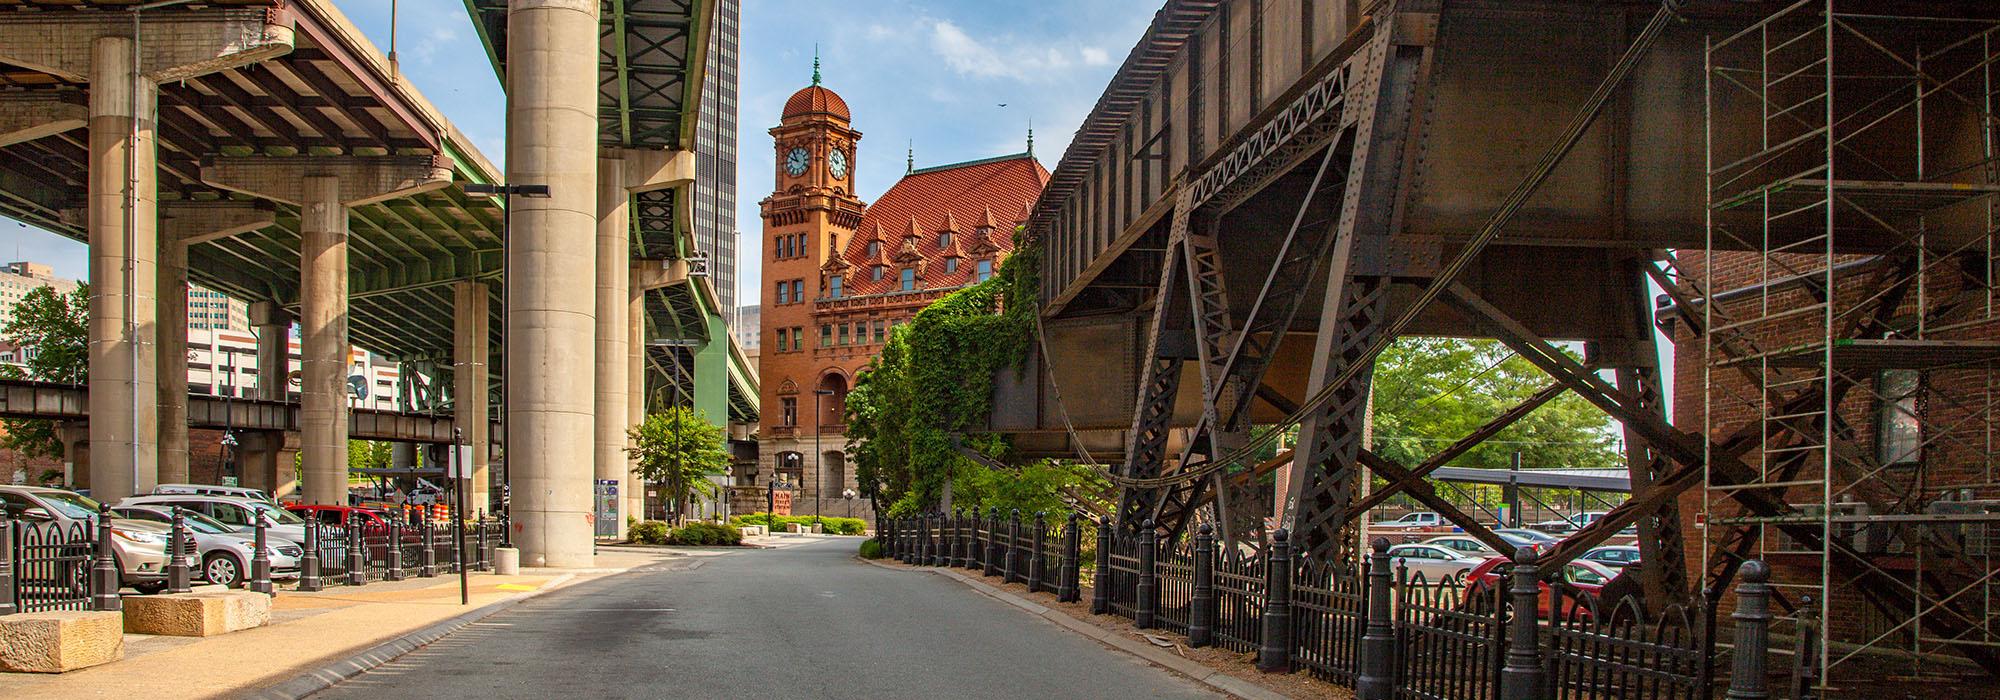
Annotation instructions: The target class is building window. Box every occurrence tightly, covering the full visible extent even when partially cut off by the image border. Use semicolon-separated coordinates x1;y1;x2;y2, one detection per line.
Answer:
867;241;880;257
781;398;797;426
937;231;952;248
945;257;959;274
776;236;787;259
900;268;915;291
873;320;885;344
775;281;787;303
871;265;885;282
790;280;804;304
838;323;850;345
829;275;844;299
775;328;789;351
792;327;804;351
976;259;994;282
1878;369;1923;466
820;324;832;347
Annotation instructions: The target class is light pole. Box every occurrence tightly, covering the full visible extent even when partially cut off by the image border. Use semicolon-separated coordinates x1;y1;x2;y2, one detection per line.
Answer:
813;388;835;529
842;488;857;518
460;182;549;522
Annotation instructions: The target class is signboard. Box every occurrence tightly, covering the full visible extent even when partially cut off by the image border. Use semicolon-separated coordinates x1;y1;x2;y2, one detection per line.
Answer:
771;488;794;516
594;480;620;537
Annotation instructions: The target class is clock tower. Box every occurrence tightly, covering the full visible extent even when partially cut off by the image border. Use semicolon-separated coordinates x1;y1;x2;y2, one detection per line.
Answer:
757;63;865;490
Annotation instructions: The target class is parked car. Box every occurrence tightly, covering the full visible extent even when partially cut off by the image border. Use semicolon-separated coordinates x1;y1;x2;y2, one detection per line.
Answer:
1465;556;1621;618
0;486;171;593
1580;545;1642;569
285;504;394;529
1495;528;1560;545
109;505;301;587
151;483;277;504
1422;532;1542;557
1384;543;1488;581
1531;511;1610;535
119;495;309;549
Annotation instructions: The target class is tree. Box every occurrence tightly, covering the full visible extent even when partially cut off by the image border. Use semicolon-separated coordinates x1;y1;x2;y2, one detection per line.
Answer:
348;440;392;472
0;284;88;459
1369;337;1620;473
626;406;730;523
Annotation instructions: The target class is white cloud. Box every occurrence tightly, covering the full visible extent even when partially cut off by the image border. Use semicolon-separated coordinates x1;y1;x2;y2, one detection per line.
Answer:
1080;47;1111;66
928;19;1115;83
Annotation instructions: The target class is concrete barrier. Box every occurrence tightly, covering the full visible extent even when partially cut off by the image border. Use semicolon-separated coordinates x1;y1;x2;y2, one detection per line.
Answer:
121;590;270;637
495;547;520;575
0;610;124;673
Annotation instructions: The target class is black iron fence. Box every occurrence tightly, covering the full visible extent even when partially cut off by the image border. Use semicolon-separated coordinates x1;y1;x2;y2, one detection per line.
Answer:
879;516;1808;700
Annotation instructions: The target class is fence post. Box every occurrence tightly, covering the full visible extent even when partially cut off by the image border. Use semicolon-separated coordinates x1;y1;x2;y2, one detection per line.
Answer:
1091;519;1113;614
0;509;15;615
1499;547;1546;700
90;504;122;611
1059;513;1082;603
477;511;491;572
986;508;1003;577
419;508;438;577
249;514;274;596
297;514;322;592
388;518;407;581
951;510;965;567
970;510;986;570
1791;595;1820;700
168;507;194;594
1136;520;1159;628
932;512;945;566
1003;509;1021;583
1189;523;1216;647
1727;560;1774;700
345;520;367;586
1029;512;1048;593
1257;528;1293;672
1359;537;1396;700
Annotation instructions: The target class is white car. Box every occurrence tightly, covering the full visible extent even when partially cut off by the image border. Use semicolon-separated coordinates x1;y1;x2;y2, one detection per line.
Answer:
1581;545;1643;570
150;483;277;504
1384;543;1487;581
110;505;301;587
118;495;310;549
1423;532;1542;556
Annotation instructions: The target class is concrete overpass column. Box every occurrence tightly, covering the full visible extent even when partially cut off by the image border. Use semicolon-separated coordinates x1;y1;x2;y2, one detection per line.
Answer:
243;302;295;495
454;280;492;513
86;36;159;501
596;155;630;538
627;273;647;522
506;0;601;566
157;228;188;485
299;176;349;506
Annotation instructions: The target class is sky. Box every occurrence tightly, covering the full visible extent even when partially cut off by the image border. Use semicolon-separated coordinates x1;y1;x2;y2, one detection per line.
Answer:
0;0;1160;306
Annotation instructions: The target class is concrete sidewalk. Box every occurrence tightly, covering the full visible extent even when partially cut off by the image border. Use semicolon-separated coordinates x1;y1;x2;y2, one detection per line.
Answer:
0;547;689;699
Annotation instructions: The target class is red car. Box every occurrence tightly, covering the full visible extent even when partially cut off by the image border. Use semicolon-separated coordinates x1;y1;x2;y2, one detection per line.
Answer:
284;504;393;529
1464;556;1622;618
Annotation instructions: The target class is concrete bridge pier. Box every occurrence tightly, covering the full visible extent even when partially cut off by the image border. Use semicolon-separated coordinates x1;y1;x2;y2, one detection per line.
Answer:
205;157;451;505
453;280;492;512
243;301;297;496
506;0;603;567
627;268;647;523
157;203;275;485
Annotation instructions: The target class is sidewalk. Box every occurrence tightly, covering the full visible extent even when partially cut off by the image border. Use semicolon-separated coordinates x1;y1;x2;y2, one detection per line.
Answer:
0;547;690;699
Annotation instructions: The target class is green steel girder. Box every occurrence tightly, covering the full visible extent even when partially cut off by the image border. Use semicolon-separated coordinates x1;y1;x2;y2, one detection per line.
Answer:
463;0;707;151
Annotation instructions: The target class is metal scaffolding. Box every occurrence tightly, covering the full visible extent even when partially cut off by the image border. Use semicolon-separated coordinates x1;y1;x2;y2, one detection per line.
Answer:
1703;0;2000;683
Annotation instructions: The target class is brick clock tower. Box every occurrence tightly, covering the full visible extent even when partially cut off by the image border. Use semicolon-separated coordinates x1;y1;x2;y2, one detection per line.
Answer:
754;66;865;514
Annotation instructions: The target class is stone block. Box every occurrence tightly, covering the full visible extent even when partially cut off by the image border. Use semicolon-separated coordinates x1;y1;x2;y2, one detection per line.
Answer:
0;610;124;673
494;547;520;575
121;591;270;637
739;526;758;538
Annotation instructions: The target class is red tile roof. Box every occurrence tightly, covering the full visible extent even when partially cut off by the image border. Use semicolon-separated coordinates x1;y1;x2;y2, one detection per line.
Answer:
783;85;851;121
837;153;1048;296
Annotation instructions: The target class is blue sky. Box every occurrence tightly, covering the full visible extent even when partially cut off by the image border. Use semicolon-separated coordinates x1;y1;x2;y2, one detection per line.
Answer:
0;0;1159;306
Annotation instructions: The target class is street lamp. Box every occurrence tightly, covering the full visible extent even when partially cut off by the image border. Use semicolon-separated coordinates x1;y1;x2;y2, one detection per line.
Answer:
461;182;550;522
842;488;857;518
813;388;836;530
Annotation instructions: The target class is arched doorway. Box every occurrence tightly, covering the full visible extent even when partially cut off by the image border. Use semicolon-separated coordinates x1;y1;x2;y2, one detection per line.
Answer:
815;372;848;430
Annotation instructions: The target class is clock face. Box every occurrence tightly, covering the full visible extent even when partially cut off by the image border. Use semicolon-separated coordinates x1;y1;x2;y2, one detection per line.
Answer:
785;148;811;177
829;149;849;179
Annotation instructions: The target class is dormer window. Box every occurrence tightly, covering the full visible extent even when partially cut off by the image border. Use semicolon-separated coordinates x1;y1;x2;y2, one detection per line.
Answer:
944;257;959;274
871;265;885;281
829;275;844;299
900;268;916;291
976;259;994;282
937;231;953;248
867;241;881;257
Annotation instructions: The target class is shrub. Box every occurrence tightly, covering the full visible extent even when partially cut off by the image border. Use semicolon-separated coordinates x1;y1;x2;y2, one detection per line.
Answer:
671;521;743;546
858;539;885;559
629;520;671;545
728;513;868;535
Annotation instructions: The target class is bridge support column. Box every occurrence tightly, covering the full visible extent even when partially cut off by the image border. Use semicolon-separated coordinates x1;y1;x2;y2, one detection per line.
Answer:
85;36;159;501
628;276;647;522
595;155;630;539
506;0;602;567
158;203;273;486
245;302;296;498
454;281;492;513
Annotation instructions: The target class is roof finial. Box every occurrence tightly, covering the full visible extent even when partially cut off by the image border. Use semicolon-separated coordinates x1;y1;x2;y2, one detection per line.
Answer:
907;141;915;174
1027;117;1035;157
812;44;822;86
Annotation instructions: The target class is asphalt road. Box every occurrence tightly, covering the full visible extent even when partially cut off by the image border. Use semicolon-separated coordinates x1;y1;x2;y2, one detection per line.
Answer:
306;536;1221;699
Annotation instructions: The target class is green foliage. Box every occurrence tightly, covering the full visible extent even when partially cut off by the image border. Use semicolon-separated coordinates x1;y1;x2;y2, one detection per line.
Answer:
626;406;731;521
858;538;885;559
670;521;743;546
630;520;672;545
729;513;866;535
1371;338;1620;474
846;231;1050;515
0;284;87;460
347;440;392;472
919;460;1107;522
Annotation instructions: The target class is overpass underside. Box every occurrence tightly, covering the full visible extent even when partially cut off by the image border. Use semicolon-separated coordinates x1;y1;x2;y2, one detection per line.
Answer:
1007;0;2000;682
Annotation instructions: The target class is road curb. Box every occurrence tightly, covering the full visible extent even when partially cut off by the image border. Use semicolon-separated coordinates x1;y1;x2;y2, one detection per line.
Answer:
244;573;576;700
861;558;1291;700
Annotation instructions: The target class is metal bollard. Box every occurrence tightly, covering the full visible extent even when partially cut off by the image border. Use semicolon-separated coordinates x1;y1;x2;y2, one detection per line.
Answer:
0;509;15;615
968;511;983;570
1058;512;1082;603
345;520;367;586
1499;547;1546;700
1189;524;1216;647
1136;520;1159;629
387;518;407;581
476;511;491;572
419;508;438;577
1726;560;1774;700
985;508;1003;577
1030;512;1048;593
167;507;193;594
1256;528;1293;672
923;513;936;566
1003;509;1021;583
91;504;121;611
935;512;950;567
1791;595;1820;700
297;515;323;592
1358;538;1396;699
1091;519;1113;614
249;514;274;596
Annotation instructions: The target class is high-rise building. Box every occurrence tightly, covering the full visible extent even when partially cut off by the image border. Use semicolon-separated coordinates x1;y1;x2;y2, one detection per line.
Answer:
694;0;740;312
186;284;248;331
